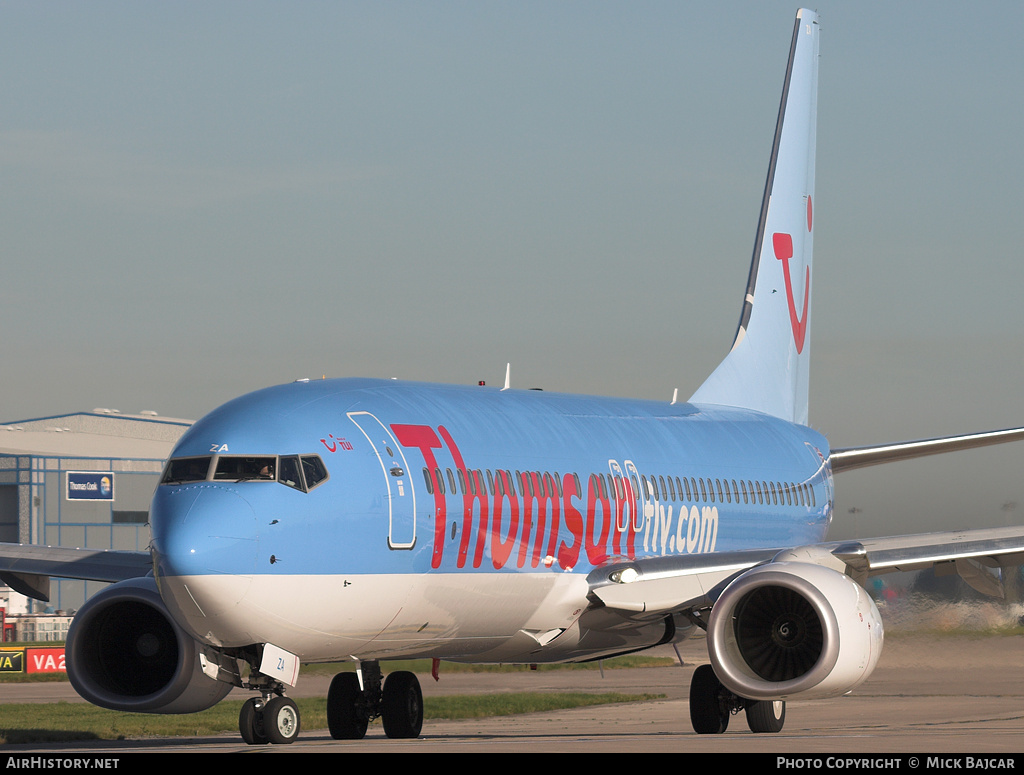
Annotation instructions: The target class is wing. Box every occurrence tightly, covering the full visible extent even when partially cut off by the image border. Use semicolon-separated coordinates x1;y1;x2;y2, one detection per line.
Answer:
830;426;1024;472
0;542;152;602
588;525;1024;620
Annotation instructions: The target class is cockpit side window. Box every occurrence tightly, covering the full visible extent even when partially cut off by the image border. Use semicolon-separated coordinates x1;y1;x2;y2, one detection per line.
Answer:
278;456;304;491
301;455;329;490
161;456;212;484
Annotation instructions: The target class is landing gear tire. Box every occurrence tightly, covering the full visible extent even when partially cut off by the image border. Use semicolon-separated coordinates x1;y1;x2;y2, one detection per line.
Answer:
328;672;369;740
746;699;786;733
381;670;423;739
263;696;301;745
239;697;269;745
689;664;729;734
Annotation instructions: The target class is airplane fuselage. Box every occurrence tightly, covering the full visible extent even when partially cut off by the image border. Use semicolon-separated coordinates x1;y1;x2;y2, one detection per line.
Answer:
150;377;834;664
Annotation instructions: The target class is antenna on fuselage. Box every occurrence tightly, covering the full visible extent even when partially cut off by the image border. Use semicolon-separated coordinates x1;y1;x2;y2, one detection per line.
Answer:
671;388;679;405
501;363;511;391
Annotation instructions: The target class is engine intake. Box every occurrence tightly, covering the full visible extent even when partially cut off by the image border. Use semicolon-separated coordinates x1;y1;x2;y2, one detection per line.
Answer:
66;577;234;714
707;562;883;701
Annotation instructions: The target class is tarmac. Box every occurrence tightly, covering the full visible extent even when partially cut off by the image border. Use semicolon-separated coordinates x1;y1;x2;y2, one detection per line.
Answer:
2;631;1023;754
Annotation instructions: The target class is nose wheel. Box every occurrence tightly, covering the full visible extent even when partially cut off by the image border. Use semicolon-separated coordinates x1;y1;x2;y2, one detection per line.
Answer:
239;694;301;745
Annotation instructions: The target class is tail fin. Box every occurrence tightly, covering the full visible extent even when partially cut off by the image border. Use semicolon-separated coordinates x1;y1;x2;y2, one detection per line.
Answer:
689;9;819;425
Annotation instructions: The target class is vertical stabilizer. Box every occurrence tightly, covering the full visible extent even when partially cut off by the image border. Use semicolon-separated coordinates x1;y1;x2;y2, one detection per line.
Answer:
689;9;819;425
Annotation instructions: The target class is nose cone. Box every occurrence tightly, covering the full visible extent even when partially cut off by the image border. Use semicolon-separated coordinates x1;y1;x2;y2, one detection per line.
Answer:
150;485;260;643
152;484;259;577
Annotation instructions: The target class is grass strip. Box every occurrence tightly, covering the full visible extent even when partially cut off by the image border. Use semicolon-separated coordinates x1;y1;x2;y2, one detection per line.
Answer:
0;653;677;684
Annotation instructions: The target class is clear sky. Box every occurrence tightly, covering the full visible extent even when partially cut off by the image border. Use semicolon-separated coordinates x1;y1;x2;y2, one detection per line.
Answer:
2;1;1022;539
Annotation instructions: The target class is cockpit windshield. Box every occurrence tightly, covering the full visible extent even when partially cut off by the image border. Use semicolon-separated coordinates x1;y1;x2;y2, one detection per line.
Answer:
213;457;277;482
160;454;329;492
160;456;212;484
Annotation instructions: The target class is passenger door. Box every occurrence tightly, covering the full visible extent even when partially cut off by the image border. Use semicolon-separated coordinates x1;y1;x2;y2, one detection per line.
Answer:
348;412;417;549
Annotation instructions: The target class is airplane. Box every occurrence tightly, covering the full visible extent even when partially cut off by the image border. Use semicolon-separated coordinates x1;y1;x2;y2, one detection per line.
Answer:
3;7;1024;744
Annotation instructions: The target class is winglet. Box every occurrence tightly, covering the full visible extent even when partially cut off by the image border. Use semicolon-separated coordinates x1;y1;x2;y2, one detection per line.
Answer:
689;9;819;425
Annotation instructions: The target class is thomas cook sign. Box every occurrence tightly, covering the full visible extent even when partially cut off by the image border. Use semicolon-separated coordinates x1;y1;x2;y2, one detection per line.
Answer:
66;472;114;501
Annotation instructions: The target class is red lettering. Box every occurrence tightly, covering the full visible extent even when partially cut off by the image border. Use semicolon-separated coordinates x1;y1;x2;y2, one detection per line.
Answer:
465;469;489;568
491;469;520;569
517;472;544;568
530;472;560;567
558;472;584;569
391;424;447;568
585;474;611;565
436;427;483;569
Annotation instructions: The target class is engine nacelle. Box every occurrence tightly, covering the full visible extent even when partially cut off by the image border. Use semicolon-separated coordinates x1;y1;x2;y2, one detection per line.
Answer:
707;562;883;701
66;577;234;714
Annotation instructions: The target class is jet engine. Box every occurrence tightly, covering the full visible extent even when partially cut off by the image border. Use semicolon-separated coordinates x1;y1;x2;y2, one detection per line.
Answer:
706;562;883;701
65;577;234;713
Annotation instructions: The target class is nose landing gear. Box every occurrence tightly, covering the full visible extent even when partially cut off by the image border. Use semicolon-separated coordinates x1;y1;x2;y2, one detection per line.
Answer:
238;693;301;745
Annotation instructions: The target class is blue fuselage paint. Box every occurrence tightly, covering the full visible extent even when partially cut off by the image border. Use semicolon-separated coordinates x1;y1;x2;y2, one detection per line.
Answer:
150;378;833;586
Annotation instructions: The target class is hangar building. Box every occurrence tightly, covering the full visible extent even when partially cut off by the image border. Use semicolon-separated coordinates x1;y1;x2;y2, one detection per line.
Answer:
0;410;192;612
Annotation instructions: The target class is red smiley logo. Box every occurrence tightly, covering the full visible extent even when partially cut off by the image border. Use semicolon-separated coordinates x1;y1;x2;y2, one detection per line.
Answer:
772;196;812;354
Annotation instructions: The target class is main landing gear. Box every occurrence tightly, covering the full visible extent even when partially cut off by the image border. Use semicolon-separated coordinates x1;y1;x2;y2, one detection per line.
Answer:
327;660;423;741
688;664;786;734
